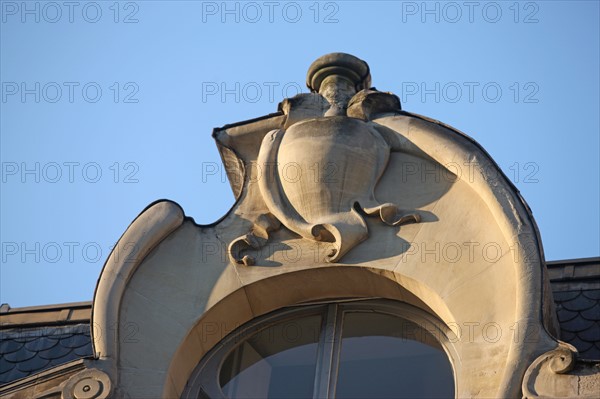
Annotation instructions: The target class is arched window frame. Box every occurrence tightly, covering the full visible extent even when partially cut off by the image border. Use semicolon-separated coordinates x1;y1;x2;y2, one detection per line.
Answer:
182;299;458;399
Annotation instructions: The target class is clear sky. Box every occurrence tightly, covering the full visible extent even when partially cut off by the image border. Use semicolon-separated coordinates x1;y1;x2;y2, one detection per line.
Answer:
1;1;599;307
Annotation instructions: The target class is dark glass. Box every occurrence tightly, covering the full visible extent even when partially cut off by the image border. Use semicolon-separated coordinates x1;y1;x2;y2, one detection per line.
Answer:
219;315;321;399
335;312;454;399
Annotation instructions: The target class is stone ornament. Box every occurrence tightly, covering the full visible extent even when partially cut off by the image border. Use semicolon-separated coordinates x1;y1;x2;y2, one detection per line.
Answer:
229;53;420;265
61;369;111;399
85;53;584;398
522;342;600;398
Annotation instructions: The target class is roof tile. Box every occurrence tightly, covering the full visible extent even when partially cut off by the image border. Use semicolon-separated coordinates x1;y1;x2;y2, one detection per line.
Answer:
556;307;579;323
553;290;582;301
582;290;600;300
16;356;50;373
0;339;23;355
580;303;600;321
577;322;600;343
37;342;75;361
2;347;36;363
59;333;91;349
24;337;59;352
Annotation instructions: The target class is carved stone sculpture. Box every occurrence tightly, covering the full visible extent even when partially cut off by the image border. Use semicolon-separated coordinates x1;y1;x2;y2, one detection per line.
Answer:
229;53;421;265
62;369;111;399
522;342;600;398
82;53;588;399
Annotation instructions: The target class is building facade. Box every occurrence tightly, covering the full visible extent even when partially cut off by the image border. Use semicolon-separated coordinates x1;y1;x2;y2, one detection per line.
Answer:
1;53;599;398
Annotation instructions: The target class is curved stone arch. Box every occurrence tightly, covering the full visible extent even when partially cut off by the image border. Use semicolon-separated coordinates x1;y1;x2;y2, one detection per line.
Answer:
373;112;559;396
164;265;465;398
90;200;185;385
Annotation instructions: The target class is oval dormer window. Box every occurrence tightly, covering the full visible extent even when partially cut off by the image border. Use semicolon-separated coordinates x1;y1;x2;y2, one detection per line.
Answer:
183;300;455;399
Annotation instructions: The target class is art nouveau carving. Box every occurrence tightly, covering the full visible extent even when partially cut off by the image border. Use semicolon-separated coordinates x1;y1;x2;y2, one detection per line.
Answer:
228;213;281;266
522;342;599;398
61;369;111;399
82;53;589;398
229;54;421;264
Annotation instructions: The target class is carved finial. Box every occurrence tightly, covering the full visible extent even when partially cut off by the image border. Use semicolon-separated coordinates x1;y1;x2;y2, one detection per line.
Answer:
306;53;371;116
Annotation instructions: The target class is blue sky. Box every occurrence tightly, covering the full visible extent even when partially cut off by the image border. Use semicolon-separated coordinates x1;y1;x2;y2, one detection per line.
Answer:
1;0;599;307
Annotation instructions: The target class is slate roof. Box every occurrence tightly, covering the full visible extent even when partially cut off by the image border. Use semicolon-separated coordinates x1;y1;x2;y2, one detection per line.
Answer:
553;289;600;359
0;324;93;384
0;302;93;386
547;257;600;360
0;258;598;387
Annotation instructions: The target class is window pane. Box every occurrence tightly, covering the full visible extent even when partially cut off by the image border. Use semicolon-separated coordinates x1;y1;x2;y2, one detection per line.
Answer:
219;315;321;399
335;312;454;399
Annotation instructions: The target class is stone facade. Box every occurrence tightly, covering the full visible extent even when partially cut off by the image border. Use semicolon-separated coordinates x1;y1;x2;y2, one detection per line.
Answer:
1;53;599;398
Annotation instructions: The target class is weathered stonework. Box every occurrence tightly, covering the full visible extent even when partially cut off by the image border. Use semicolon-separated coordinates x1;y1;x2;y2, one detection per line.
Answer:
4;53;596;398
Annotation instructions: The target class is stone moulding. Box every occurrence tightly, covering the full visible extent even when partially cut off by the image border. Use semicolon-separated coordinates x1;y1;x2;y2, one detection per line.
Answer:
374;113;556;397
78;53;583;398
90;200;184;393
522;342;600;398
0;363;112;399
0;359;87;399
60;369;112;399
228;212;281;266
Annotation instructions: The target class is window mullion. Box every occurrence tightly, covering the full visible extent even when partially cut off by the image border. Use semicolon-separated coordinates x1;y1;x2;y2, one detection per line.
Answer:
327;305;344;399
313;304;339;399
